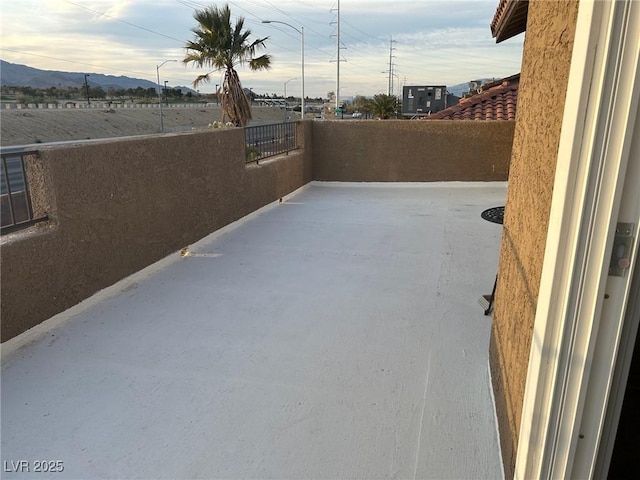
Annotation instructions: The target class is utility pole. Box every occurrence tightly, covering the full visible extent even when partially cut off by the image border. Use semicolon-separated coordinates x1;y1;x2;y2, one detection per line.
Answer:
388;36;396;95
84;74;90;105
336;0;341;112
164;81;168;106
330;0;344;114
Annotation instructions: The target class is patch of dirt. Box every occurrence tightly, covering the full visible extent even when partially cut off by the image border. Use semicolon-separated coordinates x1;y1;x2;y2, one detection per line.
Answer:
0;105;291;147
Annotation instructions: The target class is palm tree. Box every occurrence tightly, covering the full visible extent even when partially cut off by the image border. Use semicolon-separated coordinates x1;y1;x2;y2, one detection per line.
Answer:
183;4;271;126
369;93;398;119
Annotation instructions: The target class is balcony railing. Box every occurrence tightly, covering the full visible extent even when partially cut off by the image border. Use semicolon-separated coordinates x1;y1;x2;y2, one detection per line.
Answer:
244;122;298;163
1;150;47;234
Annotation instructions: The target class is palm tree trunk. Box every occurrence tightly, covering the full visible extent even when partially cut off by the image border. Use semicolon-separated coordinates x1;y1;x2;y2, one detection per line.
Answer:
221;67;252;126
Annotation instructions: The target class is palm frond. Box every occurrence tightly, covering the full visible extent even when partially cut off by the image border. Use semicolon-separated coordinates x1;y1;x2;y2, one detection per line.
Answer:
249;55;271;71
192;73;212;88
183;3;271;125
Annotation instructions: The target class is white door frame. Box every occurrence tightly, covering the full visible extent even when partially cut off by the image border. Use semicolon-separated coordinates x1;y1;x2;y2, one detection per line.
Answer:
515;1;640;479
593;213;640;478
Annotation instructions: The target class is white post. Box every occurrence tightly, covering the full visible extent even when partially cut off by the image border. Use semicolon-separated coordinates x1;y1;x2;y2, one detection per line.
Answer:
156;59;176;133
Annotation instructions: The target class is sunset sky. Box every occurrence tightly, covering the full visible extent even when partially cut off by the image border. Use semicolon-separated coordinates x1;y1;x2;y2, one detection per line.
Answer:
0;0;524;98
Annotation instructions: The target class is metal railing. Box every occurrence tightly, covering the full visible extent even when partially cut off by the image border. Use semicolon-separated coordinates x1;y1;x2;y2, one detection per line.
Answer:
244;122;298;163
1;150;46;234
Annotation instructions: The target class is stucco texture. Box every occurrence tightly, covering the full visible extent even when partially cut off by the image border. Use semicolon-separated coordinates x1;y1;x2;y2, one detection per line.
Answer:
1;125;312;341
489;0;579;477
2;118;511;341
312;120;514;182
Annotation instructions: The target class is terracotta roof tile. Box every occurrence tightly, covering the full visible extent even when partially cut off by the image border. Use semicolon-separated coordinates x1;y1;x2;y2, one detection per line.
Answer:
490;0;529;43
423;75;519;121
491;0;509;36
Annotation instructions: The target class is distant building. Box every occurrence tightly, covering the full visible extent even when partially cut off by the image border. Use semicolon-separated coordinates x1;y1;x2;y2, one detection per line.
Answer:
401;85;458;116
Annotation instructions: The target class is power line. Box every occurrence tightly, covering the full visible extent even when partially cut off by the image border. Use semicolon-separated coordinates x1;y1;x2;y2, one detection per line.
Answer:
63;0;184;44
176;0;334;63
253;0;330;40
341;18;384;43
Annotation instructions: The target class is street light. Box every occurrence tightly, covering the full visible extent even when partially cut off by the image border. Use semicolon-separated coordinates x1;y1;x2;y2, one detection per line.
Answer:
156;59;177;133
262;20;305;119
284;78;297;121
284;78;297;100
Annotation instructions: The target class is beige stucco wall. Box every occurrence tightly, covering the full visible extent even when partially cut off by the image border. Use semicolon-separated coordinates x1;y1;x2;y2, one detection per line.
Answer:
489;1;580;477
2;119;512;341
1;124;312;341
313;120;514;182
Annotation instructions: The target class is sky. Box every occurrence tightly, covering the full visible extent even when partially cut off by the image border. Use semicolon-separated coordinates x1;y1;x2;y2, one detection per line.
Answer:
0;0;524;99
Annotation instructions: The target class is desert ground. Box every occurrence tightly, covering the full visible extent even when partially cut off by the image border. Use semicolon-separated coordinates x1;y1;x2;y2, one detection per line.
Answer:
0;105;293;147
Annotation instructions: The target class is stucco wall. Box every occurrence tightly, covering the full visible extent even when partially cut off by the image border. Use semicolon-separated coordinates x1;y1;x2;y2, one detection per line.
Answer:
1;117;512;342
312;120;514;182
1;124;312;342
489;1;580;477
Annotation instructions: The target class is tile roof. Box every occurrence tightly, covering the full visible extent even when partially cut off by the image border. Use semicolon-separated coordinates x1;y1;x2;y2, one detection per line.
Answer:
423;74;519;121
490;0;529;43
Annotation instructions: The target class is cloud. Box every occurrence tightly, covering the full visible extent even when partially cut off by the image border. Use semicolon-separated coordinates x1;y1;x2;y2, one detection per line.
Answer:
1;0;523;97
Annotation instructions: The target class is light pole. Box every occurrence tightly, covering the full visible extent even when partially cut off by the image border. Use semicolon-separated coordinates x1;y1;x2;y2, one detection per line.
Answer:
262;20;304;119
156;59;177;133
284;78;297;121
284;78;297;100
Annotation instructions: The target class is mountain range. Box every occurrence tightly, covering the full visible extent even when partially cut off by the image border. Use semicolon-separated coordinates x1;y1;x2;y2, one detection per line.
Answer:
446;79;492;97
2;59;500;99
0;60;195;93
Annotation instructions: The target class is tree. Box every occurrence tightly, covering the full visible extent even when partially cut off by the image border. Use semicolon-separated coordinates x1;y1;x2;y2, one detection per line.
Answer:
353;95;368;110
183;4;271;126
369;93;398;119
89;86;106;99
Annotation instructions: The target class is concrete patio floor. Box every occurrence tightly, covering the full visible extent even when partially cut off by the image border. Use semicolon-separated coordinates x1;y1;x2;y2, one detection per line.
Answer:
1;182;506;479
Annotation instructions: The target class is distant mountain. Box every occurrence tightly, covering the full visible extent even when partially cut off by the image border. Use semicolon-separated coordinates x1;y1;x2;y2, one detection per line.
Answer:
447;79;492;97
400;79;494;97
175;86;199;95
0;60;195;92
